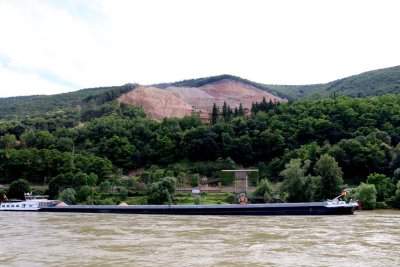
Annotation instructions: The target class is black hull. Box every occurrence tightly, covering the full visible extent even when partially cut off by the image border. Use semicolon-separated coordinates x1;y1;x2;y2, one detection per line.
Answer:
40;203;356;216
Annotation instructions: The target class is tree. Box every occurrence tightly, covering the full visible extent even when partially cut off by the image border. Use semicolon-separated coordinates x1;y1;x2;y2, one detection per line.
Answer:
356;183;377;210
150;135;177;164
222;101;230;121
233;107;239;117
0;134;17;149
315;154;343;200
20;130;55;149
99;180;111;193
280;159;316;202
238;103;244;116
147;177;176;204
140;171;152;184
179;115;202;131
182;126;218;161
59;188;76;205
393;168;400;184
211;103;219;124
151;169;165;183
7;179;31;199
190;174;199;187
367;173;395;202
99;135;139;170
76;185;93;203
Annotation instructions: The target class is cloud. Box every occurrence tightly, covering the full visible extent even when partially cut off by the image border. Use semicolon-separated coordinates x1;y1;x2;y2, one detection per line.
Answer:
0;54;78;89
0;64;76;97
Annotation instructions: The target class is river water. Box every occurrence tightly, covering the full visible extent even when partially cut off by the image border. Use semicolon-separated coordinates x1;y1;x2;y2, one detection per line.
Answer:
0;210;399;266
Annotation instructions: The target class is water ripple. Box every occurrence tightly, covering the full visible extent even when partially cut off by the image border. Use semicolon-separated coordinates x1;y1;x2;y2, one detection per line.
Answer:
0;211;399;266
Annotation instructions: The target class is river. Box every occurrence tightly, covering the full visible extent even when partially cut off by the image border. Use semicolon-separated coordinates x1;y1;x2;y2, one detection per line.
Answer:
1;210;399;266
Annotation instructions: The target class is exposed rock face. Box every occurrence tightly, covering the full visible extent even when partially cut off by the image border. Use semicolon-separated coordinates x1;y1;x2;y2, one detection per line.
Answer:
118;79;286;120
118;87;192;120
197;79;283;108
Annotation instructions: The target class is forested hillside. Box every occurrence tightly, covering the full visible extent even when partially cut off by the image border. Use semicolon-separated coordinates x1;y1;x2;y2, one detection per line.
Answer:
0;83;137;120
1;94;400;207
270;65;400;99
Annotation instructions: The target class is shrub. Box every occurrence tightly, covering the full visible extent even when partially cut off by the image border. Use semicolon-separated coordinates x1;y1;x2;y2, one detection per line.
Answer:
251;179;273;203
194;196;202;205
392;181;400;209
375;202;388;209
100;198;115;205
225;194;235;204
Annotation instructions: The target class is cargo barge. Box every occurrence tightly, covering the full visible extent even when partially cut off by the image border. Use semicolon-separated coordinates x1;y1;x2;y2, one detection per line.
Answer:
1;194;358;215
40;201;358;215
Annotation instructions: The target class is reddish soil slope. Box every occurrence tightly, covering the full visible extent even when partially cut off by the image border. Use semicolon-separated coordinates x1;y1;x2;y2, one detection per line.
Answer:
118;86;192;119
118;79;286;120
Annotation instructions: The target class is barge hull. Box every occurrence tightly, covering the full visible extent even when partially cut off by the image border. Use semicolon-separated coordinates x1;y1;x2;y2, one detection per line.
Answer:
40;203;356;215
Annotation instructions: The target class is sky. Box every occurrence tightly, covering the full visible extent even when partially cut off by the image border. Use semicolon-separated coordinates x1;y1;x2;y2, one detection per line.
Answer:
0;0;400;98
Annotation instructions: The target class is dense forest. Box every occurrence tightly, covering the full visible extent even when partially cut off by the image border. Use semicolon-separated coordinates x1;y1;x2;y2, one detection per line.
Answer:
1;92;400;208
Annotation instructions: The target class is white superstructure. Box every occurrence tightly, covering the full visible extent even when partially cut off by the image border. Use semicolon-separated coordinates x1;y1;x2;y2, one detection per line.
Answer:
0;193;58;211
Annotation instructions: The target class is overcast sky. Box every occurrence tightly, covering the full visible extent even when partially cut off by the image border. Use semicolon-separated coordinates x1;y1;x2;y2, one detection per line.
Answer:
0;0;399;98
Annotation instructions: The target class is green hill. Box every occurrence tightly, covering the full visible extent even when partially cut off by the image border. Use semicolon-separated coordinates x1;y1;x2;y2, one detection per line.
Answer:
0;84;137;120
269;65;400;99
154;65;400;100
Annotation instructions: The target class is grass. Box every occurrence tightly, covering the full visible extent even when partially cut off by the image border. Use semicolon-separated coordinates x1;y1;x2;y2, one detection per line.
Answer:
123;193;235;205
174;192;235;205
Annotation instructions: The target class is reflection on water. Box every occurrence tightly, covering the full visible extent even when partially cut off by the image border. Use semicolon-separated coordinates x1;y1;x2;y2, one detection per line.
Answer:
1;210;400;266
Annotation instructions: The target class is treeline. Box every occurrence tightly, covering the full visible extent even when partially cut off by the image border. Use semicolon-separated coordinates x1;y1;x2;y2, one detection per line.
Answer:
153;74;287;99
1;94;400;206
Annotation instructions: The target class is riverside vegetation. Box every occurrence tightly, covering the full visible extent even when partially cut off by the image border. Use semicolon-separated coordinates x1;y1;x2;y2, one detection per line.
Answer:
1;88;400;209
